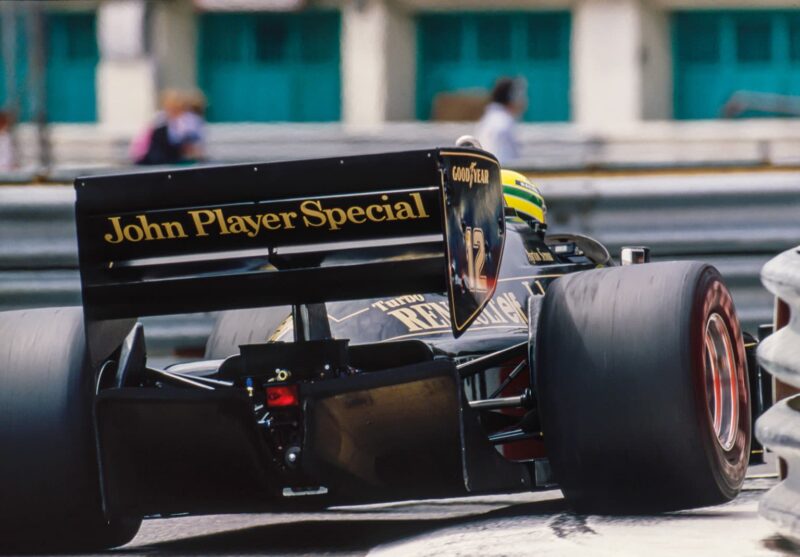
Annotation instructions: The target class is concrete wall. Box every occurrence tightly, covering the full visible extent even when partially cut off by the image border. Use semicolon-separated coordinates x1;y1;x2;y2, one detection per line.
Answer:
96;0;156;133
151;0;198;92
573;0;642;130
640;1;671;120
383;3;416;121
342;0;415;129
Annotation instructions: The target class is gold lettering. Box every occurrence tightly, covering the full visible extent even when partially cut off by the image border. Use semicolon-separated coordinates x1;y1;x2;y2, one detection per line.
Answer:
136;215;164;240
380;195;397;221
188;209;216;237
410;303;448;329
506;292;528;322
162;221;187;239
393;201;415;220
300;200;327;228
104;216;125;244
387;307;431;332
123;223;144;242
214;209;230;235
280;211;298;229
365;204;385;222
474;312;490;326
227;215;247;235
239;214;262;236
261;213;280;231
410;192;429;218
484;301;505;324
497;294;523;324
324;207;347;231
347;205;366;224
451;163;490;186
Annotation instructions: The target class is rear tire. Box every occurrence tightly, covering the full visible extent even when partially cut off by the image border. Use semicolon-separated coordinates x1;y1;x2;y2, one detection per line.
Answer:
536;262;750;513
0;307;141;551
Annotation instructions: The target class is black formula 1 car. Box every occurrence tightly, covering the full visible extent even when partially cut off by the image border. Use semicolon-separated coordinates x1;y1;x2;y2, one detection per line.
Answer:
0;148;767;551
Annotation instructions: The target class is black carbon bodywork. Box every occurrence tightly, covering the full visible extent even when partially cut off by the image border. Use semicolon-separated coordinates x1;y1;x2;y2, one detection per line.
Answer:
95;359;531;517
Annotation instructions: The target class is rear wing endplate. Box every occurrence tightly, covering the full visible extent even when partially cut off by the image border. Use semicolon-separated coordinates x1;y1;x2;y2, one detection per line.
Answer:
75;148;505;337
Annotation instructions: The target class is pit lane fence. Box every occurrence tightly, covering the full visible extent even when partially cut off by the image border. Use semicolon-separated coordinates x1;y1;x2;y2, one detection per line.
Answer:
1;170;799;356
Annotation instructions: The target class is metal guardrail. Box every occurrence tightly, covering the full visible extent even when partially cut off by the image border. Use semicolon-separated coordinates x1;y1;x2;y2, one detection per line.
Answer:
539;172;800;331
1;173;798;354
756;246;800;544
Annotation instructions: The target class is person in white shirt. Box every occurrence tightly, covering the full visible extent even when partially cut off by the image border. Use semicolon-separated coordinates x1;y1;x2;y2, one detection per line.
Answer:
475;77;527;165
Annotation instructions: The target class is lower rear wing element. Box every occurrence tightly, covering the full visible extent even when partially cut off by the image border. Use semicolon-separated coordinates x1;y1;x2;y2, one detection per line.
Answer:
75;148;504;337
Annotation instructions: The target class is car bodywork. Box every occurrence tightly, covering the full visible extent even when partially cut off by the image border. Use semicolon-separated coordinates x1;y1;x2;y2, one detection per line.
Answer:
72;148;765;521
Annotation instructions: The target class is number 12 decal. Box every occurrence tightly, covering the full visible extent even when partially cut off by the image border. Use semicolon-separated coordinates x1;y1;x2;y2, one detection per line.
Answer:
465;226;488;292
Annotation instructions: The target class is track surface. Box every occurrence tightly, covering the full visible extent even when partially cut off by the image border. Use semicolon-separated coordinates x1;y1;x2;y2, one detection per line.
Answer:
30;461;798;557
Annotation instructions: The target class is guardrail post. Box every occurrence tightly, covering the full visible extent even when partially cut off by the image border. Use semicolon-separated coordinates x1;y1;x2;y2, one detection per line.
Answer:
755;246;800;544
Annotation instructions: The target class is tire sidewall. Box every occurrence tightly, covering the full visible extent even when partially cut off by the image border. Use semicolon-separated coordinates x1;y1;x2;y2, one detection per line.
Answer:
691;269;751;499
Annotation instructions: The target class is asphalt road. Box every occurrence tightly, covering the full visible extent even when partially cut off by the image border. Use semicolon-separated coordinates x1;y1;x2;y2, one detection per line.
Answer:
41;459;796;557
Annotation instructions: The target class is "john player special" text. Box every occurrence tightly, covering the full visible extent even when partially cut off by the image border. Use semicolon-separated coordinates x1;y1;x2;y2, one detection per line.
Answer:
103;192;430;244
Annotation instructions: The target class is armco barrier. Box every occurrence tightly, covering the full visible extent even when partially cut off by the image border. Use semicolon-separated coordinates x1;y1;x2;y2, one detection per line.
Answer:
1;172;799;354
756;246;800;544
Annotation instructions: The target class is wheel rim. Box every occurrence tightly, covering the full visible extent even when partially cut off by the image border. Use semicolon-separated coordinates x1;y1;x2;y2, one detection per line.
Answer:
703;313;739;452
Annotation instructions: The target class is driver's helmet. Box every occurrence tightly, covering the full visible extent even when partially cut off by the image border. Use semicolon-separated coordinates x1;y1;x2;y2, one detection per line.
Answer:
501;169;546;225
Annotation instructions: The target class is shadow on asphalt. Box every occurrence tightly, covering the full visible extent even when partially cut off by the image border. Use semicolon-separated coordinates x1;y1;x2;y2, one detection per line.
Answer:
125;498;571;555
761;535;800;556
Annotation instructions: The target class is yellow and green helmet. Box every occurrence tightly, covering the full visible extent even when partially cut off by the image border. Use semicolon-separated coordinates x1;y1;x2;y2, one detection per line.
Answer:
501;169;546;225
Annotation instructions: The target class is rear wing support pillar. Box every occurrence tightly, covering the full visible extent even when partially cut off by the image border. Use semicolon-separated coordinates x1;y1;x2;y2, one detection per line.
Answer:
292;303;331;342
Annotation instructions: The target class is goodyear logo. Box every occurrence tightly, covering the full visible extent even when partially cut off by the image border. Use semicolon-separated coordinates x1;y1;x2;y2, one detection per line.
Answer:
102;192;430;244
451;162;489;188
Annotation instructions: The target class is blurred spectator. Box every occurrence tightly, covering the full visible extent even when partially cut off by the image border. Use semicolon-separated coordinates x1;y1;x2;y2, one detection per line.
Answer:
475;77;527;165
177;89;207;162
0;111;15;171
132;88;207;165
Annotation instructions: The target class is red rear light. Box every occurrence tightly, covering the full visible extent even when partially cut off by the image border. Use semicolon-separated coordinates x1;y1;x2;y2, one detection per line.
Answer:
265;384;299;407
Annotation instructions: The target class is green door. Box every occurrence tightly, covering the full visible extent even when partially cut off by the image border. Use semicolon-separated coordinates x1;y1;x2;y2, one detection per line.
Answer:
46;12;98;122
0;11;96;122
416;11;571;122
674;10;800;119
0;15;29;119
199;12;341;122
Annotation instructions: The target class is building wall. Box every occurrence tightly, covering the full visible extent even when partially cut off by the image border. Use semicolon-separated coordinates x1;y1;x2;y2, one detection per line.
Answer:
51;0;800;135
640;1;672;120
96;0;155;133
573;0;641;129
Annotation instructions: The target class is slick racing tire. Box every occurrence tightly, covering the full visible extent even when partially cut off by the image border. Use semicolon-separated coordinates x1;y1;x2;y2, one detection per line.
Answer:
0;307;141;552
535;262;750;513
205;306;290;359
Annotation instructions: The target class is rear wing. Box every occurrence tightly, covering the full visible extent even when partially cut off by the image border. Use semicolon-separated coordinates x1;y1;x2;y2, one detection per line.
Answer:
75;148;505;337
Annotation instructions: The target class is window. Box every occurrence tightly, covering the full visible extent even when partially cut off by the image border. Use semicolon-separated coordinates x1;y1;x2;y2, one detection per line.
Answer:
255;18;288;62
736;19;771;62
676;16;720;63
788;16;800;61
477;15;511;61
527;13;564;61
420;16;461;63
